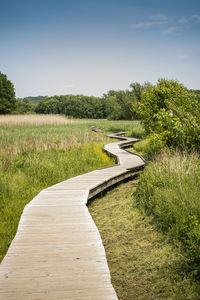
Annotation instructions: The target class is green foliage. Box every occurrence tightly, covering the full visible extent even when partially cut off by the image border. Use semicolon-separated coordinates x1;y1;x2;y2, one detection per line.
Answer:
136;150;200;277
133;137;165;161
0;72;16;114
18;96;47;103
190;89;200;102
104;90;136;120
16;99;36;114
19;82;151;119
35;97;60;114
34;95;112;118
139;79;200;151
103;82;150;120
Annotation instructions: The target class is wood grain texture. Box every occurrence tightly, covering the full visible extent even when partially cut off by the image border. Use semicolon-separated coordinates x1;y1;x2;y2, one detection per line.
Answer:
0;131;145;299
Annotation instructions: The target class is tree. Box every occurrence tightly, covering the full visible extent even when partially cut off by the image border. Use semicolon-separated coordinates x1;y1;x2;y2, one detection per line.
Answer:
139;78;200;150
129;81;151;101
16;99;36;114
139;78;196;133
103;90;136;120
35;97;61;114
0;72;16;114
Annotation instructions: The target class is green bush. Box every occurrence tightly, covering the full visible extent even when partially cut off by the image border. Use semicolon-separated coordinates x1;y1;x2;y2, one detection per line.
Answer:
139;79;200;151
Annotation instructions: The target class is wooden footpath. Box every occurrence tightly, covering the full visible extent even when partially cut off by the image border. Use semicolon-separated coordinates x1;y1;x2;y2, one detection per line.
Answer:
0;131;145;300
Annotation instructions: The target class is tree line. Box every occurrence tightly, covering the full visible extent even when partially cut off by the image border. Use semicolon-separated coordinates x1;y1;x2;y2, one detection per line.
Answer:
0;71;200;123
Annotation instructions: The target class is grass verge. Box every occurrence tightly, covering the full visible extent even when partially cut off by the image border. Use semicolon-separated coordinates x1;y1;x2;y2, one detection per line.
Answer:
89;180;200;299
136;149;200;277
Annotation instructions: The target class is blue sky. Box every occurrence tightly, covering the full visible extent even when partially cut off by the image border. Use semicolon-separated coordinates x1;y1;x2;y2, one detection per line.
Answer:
0;0;200;97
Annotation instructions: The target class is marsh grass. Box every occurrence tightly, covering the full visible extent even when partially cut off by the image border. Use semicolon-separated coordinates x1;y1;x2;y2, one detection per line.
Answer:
0;124;109;165
136;149;200;277
89;180;200;299
0;114;93;126
93;120;145;138
0;115;145;139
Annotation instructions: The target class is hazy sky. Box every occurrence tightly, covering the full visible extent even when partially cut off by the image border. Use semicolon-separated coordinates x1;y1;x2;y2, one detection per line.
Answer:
1;0;200;97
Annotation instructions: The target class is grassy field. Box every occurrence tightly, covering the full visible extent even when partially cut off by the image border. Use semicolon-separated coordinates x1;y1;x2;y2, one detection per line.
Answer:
89;180;200;299
0;115;143;262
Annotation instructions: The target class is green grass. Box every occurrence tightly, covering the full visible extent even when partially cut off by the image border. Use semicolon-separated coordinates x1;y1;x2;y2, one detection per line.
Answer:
92;119;145;138
136;149;200;277
0;120;144;158
89;180;200;299
0;142;114;262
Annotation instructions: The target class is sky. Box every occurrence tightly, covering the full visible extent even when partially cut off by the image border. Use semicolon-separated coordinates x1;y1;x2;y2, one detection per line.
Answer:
0;0;200;98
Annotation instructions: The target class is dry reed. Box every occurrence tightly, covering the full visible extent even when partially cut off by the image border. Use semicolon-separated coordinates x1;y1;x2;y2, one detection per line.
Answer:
0;114;92;126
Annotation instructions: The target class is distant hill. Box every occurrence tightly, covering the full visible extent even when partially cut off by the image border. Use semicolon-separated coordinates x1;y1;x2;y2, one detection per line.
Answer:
17;96;47;103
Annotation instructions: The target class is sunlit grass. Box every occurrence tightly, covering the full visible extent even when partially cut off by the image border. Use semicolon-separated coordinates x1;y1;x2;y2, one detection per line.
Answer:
0;114;93;126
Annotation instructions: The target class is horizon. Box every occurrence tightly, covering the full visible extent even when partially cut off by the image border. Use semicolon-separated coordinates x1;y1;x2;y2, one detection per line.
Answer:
1;0;200;98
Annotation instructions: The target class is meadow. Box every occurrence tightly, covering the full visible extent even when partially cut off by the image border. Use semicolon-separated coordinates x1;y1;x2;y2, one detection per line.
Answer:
0;114;144;262
1;113;199;298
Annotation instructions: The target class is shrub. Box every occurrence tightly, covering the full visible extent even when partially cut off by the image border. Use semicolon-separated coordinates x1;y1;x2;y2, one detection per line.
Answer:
139;79;200;151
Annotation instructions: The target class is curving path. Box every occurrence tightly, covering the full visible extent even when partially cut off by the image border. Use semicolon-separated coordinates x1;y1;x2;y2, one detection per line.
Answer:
0;130;145;300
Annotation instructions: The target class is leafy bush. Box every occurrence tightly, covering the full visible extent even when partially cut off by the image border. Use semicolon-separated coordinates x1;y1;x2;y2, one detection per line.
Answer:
104;82;150;120
139;79;200;151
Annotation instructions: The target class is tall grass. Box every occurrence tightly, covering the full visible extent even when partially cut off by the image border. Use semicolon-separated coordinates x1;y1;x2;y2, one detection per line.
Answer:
136;149;200;277
0;124;109;164
93;119;145;138
0;115;145;139
0;114;93;126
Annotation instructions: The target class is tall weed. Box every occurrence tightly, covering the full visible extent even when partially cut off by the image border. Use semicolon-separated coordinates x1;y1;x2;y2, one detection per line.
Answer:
136;150;200;277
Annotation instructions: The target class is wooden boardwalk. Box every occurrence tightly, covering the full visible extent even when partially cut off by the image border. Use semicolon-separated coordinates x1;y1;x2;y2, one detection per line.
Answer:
0;131;145;300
